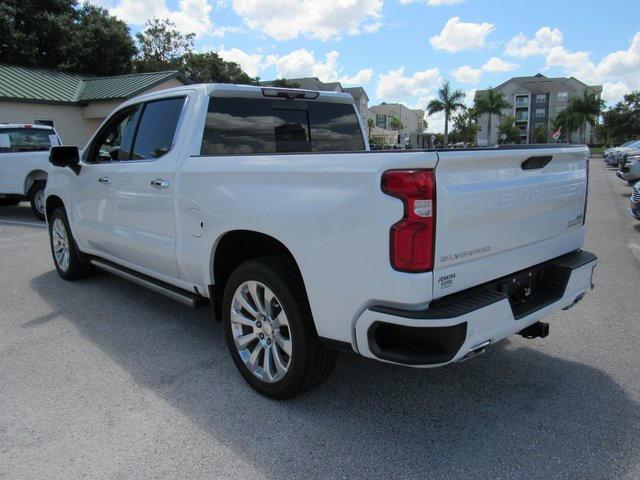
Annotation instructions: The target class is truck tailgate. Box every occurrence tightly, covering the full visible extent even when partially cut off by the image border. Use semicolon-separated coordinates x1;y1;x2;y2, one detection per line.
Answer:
432;146;588;298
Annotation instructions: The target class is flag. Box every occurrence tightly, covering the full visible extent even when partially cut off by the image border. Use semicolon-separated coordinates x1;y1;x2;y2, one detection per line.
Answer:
551;127;562;140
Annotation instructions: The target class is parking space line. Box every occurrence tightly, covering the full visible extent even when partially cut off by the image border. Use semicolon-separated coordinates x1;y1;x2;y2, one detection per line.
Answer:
0;219;47;228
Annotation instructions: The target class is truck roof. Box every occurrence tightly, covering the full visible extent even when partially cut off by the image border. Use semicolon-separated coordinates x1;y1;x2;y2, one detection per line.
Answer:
126;83;355;105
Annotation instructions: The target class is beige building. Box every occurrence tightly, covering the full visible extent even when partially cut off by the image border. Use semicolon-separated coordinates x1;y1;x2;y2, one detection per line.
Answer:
367;103;426;147
475;73;602;146
0;64;187;146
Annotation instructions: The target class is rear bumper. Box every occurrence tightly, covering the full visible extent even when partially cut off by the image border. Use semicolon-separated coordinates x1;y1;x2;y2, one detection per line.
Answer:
354;250;597;367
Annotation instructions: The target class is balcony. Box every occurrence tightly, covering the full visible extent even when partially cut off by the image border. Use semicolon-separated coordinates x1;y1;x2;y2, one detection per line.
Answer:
515;97;529;107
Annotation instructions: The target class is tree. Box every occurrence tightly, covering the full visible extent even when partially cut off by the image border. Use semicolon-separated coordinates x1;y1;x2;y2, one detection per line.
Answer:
599;92;640;145
497;114;520;144
389;115;404;131
534;124;548;143
449;109;479;145
367;118;375;138
64;4;136;75
565;90;604;144
270;79;300;88
474;87;511;146
181;51;255;84
553;109;581;143
0;0;75;69
134;18;194;72
427;80;466;146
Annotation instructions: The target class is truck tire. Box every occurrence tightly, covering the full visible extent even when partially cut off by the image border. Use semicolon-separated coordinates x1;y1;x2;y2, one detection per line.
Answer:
222;256;336;399
29;180;46;221
48;208;94;280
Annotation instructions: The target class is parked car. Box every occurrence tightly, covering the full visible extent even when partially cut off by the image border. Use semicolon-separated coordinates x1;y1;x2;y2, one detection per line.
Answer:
0;123;61;219
604;140;640;166
630;181;640;220
618;152;640;184
44;84;597;398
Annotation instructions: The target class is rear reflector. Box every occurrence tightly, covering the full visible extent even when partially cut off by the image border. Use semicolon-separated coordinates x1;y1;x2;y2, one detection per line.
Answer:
381;169;436;272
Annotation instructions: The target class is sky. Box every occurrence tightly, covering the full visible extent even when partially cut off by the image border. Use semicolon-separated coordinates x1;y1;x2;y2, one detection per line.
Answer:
90;0;640;132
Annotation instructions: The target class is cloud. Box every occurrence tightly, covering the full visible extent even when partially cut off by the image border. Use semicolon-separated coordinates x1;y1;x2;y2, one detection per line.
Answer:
231;0;383;40
263;48;373;86
481;56;519;72
217;47;264;77
340;68;374;85
505;28;640;103
399;0;464;4
429;17;495;52
376;66;442;100
505;27;563;58
110;0;213;37
452;65;482;84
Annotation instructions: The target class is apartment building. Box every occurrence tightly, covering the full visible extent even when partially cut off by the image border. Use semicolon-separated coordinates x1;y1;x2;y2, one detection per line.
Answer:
367;103;426;147
475;73;602;146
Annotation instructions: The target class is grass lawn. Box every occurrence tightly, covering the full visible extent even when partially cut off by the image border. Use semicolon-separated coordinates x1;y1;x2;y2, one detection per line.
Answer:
590;146;605;155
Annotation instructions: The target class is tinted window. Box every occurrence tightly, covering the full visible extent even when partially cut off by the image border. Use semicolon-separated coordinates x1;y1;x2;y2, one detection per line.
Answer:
132;97;185;160
201;97;364;155
0;128;58;153
89;107;140;162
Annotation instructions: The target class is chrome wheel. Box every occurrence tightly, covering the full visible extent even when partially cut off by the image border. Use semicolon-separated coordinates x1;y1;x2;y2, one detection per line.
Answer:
230;280;292;383
52;218;70;272
34;188;45;215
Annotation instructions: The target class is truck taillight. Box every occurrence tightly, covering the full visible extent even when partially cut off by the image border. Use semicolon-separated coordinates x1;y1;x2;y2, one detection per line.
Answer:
381;169;435;272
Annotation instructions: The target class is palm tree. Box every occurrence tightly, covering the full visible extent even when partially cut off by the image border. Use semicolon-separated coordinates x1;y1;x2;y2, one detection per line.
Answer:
474;87;511;146
566;90;604;144
367;118;375;138
389;115;404;131
427;81;466;146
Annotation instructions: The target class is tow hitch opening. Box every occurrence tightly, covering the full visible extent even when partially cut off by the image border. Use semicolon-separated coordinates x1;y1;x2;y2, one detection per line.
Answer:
518;321;549;339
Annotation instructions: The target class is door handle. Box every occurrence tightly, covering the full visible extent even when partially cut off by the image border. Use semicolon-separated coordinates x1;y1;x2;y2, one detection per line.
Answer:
98;176;111;184
150;178;169;188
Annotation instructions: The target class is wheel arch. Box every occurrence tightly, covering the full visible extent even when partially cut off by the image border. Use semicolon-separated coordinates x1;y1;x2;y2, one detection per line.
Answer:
24;169;48;196
210;230;308;322
45;194;65;223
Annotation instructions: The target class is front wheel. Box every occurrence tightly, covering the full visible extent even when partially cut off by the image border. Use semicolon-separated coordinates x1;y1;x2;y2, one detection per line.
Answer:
48;208;94;280
222;257;336;399
29;181;46;221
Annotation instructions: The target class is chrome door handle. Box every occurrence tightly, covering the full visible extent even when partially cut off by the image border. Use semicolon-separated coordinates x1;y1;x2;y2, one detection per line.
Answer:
98;176;111;184
150;178;169;188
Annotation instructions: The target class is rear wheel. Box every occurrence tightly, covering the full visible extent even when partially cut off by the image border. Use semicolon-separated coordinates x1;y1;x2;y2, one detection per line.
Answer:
222;257;336;399
29;181;46;221
48;208;93;280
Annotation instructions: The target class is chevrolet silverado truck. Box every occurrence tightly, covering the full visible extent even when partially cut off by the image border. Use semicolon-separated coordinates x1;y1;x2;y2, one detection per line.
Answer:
0;123;61;220
44;84;598;398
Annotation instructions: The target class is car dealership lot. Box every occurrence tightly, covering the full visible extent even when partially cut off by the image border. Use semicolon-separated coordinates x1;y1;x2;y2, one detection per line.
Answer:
1;158;640;480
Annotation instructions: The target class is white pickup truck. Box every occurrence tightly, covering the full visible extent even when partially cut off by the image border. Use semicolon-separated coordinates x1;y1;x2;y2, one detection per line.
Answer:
45;84;597;398
0;123;61;220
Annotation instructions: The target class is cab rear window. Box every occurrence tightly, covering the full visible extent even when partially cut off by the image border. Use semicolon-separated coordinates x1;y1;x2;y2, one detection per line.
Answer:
200;97;365;155
0;128;59;153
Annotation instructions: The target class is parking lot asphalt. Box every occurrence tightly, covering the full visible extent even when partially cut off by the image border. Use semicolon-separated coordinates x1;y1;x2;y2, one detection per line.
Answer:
1;158;640;480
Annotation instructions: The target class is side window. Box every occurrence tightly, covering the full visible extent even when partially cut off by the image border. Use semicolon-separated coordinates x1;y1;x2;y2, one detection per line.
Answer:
308;103;365;152
131;97;185;160
89;107;140;162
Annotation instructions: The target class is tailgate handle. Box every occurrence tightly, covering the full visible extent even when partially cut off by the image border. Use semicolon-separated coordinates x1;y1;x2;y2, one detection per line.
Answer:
521;155;552;170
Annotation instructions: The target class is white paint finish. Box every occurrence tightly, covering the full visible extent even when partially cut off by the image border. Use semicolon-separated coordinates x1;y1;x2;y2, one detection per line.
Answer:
433;146;588;297
355;259;596;366
46;84;594;351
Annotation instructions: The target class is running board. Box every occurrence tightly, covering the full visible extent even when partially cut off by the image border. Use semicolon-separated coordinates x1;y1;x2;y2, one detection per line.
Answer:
90;258;209;309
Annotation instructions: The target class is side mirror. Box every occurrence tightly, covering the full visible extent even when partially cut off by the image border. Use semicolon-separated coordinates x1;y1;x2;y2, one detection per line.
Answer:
50;145;81;175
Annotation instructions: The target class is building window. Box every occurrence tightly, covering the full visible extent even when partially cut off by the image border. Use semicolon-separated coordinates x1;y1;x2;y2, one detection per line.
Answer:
535;108;545;119
535;94;546;104
515;96;529;107
376;114;386;129
515;112;529;122
557;91;568;102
